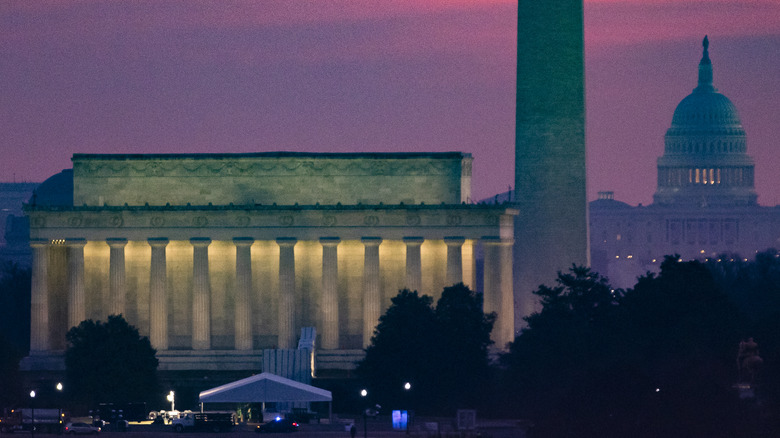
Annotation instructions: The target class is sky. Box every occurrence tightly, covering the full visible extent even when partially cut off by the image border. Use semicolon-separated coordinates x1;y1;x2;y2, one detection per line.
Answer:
1;0;778;206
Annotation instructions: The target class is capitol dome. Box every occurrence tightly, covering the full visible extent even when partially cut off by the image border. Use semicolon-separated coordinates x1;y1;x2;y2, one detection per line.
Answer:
654;36;756;207
669;91;743;133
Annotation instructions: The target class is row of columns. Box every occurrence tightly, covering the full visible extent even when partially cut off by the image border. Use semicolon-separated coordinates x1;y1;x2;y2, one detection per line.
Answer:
29;235;513;354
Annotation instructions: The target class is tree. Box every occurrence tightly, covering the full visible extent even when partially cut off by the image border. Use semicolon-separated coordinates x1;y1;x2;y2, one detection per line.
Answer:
65;315;160;408
433;283;495;410
0;261;31;354
503;260;746;438
0;332;23;408
0;261;29;408
501;266;630;436
356;285;495;414
356;289;439;412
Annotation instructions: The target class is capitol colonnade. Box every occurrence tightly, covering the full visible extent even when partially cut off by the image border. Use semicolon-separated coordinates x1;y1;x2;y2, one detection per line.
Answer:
25;205;516;372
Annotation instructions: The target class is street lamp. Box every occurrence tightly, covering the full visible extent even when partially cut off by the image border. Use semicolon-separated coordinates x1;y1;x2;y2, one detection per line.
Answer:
29;390;36;438
360;389;368;438
167;391;175;412
403;382;412;435
56;383;64;433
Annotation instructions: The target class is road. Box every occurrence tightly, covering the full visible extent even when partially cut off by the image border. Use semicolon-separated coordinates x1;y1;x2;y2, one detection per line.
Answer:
40;421;523;438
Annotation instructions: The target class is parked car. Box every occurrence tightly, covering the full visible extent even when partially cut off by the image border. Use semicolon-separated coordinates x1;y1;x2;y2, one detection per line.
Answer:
256;417;299;433
64;422;101;434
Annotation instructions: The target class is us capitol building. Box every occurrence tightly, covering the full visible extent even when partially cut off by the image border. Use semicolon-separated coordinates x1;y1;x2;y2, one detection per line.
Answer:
591;37;780;288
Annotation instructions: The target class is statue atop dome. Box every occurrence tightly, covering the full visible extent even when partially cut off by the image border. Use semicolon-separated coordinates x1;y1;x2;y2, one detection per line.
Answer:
697;35;714;91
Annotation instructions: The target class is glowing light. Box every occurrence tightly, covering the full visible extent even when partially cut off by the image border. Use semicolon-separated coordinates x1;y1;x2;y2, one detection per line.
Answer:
404;382;411;391
30;390;36;398
360;389;368;397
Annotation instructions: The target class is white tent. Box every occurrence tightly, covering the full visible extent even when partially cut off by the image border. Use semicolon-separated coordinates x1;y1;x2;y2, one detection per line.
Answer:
199;372;332;403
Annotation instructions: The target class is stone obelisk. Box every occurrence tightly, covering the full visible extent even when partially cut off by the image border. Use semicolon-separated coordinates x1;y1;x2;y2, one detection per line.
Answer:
514;0;589;327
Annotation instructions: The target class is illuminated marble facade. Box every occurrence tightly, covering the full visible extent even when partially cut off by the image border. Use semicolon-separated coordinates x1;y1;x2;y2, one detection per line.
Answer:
24;153;517;372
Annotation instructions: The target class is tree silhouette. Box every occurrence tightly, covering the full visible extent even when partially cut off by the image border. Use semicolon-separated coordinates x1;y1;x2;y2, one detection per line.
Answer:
65;314;159;409
356;285;495;414
503;260;746;438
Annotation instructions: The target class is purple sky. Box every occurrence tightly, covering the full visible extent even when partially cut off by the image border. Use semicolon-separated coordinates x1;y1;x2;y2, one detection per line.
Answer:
1;0;778;205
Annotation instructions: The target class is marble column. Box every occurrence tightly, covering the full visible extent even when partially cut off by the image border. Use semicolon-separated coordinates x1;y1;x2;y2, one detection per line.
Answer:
362;237;382;348
482;237;515;349
277;237;297;349
403;237;423;293
191;238;211;350
107;238;128;317
320;237;340;350
148;238;169;350
444;237;465;286
67;238;87;329
29;239;50;352
234;237;254;351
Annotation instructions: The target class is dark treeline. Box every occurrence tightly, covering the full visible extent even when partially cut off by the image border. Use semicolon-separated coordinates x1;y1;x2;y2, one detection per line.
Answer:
498;252;780;438
357;252;780;437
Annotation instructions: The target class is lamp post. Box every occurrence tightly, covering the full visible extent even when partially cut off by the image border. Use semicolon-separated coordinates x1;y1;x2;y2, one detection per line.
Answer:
403;382;411;435
29;390;36;438
360;389;368;438
167;391;175;412
56;383;64;434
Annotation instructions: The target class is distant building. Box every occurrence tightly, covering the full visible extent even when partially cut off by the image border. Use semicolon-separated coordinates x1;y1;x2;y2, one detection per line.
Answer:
590;37;780;288
0;182;39;267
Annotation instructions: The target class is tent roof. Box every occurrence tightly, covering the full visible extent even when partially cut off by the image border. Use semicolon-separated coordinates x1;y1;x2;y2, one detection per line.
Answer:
199;372;332;403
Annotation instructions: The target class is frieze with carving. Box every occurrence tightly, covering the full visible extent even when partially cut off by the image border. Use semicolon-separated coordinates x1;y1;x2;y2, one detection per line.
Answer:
74;157;461;178
446;215;462;226
193;216;209;227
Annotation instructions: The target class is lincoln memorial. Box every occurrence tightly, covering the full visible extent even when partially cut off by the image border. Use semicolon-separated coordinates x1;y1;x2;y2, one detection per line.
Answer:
24;152;516;373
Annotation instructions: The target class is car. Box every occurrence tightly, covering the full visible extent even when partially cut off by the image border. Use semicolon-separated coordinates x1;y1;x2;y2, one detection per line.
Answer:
64;422;101;434
255;417;299;433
